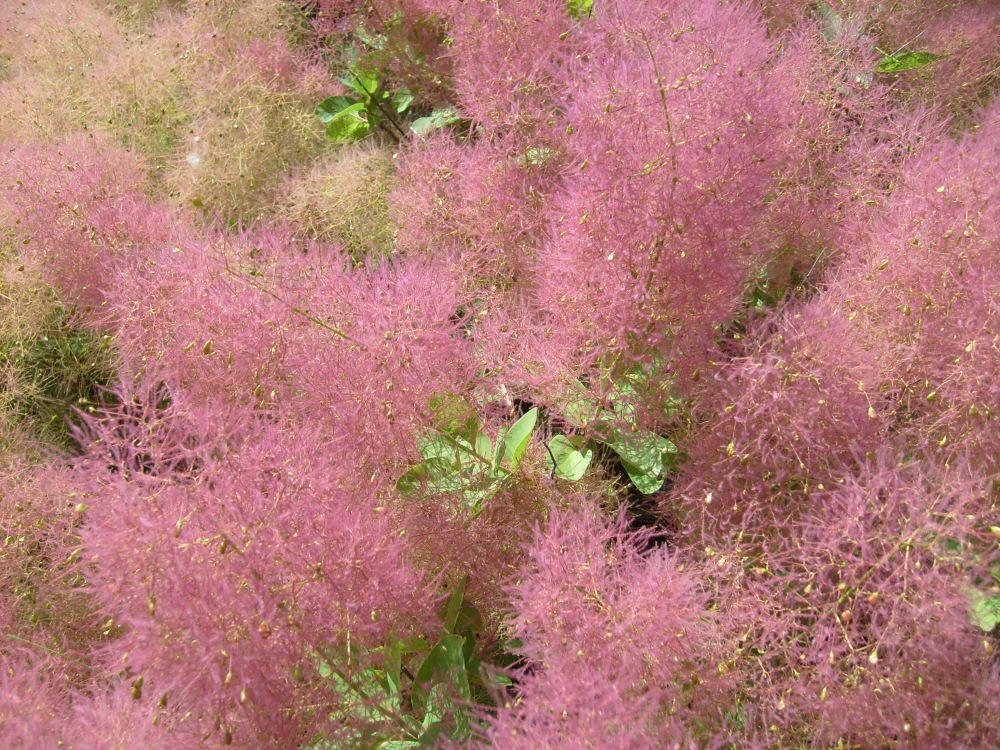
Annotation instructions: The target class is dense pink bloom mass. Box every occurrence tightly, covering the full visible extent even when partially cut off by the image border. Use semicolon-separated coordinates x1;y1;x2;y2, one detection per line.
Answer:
1;0;998;748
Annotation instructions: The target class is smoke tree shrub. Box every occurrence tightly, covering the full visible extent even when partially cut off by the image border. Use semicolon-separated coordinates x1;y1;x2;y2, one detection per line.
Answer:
0;458;111;748
0;0;156;145
392;127;567;293
0;463;103;678
0;651;66;750
0;0;199;193
278;142;398;257
528;0;808;385
702;454;999;747
72;371;440;746
392;0;846;421
874;1;1000;127
103;224;311;411
481;499;730;748
673;298;887;535
667;81;1000;748
102;216;478;478
830;98;1000;472
0;136;173;312
444;0;575;133
0;0;999;746
160;3;331;220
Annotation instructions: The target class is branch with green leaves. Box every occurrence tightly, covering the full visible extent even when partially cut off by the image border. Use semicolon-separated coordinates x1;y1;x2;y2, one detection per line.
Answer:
396;398;538;517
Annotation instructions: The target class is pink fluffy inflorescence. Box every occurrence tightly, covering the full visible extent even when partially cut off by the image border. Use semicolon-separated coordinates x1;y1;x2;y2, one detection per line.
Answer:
72;371;438;747
0;135;174;312
481;498;730;749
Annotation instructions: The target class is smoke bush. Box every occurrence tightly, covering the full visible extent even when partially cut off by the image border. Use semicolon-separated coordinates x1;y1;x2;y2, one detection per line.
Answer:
393;127;566;291
0;651;65;750
97;207;478;486
104;224;307;411
1;0;998;745
0;463;103;679
481;498;729;748
394;0;836;417
0;0;145;144
532;0;801;379
674;295;889;537
281;250;479;473
830;98;1000;473
0;135;173;311
73;372;439;746
706;453;999;747
667;96;1000;746
279;142;398;257
161;5;330;220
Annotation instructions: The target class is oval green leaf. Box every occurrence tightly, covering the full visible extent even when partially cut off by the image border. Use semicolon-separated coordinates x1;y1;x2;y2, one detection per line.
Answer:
876;51;945;74
315;95;359;123
503;407;537;468
547;435;593;480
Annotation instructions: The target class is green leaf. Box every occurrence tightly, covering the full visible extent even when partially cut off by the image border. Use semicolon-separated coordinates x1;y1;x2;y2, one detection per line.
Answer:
815;2;844;42
458;483;498;516
567;0;594;20
522;146;553;167
970;591;1000;632
315;96;359;123
479;664;513;691
412;635;471;714
392;88;415;114
428;392;481;444
354;25;387;51
547;435;593;480
564;394;596;428
876;51;945;74
456;601;484;639
475;432;492;461
396;457;460;497
383;640;402;699
492;428;505;473
411;107;463;136
421;688;447;730
399;635;431;653
441;577;467;634
503;407;538;468
607;431;677;494
324;103;370;141
378;742;421;749
415;431;457;462
345;70;380;99
322;662;392;724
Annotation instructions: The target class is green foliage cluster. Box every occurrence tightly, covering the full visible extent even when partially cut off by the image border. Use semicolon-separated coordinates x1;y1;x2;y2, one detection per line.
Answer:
306;577;506;748
546;367;680;494
813;1;946;80
397;395;538;517
315;21;465;143
316;69;414;142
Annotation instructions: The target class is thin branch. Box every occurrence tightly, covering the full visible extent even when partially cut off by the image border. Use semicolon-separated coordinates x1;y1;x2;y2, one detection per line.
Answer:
222;262;368;351
4;633;91;669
